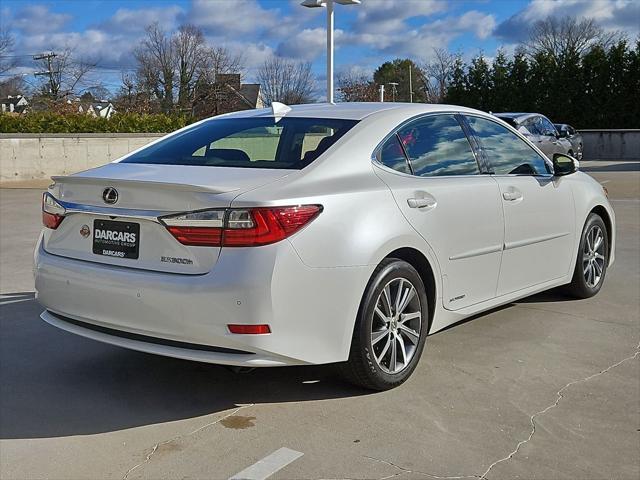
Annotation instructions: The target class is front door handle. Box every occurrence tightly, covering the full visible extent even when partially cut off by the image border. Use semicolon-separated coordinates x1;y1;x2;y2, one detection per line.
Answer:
502;190;523;201
407;198;436;209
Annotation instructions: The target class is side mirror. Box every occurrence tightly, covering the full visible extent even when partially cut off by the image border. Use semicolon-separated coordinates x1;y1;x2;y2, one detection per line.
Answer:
557;130;568;138
553;153;577;176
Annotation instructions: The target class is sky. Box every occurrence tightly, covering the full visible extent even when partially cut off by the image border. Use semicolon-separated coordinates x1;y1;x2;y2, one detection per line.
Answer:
1;0;639;98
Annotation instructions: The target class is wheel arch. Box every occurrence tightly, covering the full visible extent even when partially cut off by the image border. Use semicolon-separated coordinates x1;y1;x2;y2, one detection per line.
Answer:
384;247;437;332
590;205;613;259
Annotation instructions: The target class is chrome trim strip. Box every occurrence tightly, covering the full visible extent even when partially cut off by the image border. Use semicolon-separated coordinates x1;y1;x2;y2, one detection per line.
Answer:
56;197;174;221
449;244;503;261
504;232;571;250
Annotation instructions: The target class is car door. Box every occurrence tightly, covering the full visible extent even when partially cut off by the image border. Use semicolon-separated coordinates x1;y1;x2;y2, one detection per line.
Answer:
464;115;576;296
373;113;504;311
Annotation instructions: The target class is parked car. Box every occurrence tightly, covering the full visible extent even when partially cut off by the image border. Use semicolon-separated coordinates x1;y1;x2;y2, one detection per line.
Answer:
494;112;573;160
554;123;583;160
35;103;615;390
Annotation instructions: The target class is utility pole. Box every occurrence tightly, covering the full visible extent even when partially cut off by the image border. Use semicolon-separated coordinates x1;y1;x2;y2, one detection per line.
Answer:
409;65;413;103
33;52;58;96
379;84;384;102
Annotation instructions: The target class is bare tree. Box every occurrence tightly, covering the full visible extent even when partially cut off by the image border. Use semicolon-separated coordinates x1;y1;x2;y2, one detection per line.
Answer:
525;16;620;61
422;48;457;103
173;24;208;109
198;46;244;83
134;22;176;112
337;72;378;102
256;57;315;106
34;48;98;99
0;27;16;75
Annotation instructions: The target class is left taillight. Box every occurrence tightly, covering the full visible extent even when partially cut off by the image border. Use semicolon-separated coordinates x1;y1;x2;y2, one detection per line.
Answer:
42;192;66;229
160;205;323;247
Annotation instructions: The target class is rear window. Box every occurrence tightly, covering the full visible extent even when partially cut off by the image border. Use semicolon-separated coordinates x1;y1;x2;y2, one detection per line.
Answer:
122;117;358;169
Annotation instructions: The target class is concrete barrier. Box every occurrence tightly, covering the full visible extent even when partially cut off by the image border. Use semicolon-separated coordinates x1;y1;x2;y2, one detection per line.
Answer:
1;130;638;185
0;133;164;183
581;129;640;160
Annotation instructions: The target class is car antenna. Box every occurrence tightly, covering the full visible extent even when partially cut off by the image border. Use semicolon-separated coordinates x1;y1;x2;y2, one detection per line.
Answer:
271;102;291;123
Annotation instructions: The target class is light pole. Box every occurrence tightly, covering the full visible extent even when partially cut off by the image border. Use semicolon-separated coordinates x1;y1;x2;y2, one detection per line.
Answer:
301;0;361;104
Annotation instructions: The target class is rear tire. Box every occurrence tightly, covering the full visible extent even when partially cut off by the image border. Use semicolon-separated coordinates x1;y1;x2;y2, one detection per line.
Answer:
341;258;429;391
565;213;609;298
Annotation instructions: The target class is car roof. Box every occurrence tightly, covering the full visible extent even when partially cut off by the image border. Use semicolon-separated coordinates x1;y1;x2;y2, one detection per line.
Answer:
493;112;539;122
214;102;490;121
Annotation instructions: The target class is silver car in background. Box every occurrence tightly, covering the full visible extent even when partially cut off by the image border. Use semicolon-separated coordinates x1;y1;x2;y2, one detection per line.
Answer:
494;113;572;160
554;123;584;160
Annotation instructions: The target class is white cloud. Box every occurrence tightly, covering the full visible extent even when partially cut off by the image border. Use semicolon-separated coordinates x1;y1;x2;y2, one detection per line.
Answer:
98;6;183;34
12;5;72;35
495;0;640;42
348;10;497;59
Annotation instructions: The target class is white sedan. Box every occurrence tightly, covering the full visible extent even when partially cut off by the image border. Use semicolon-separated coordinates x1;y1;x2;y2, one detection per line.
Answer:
35;103;615;390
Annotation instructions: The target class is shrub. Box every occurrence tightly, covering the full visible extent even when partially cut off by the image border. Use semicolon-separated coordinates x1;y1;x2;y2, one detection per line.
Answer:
0;112;195;134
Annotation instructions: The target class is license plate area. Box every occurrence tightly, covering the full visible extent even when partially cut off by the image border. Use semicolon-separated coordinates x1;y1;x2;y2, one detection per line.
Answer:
93;219;140;259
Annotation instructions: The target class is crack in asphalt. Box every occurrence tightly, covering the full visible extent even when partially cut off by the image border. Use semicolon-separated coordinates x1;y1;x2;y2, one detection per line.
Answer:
121;403;255;480
364;455;482;479
364;341;640;480
479;340;640;479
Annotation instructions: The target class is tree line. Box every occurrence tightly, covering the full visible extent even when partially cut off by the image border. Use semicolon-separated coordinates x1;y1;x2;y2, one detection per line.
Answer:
339;17;640;129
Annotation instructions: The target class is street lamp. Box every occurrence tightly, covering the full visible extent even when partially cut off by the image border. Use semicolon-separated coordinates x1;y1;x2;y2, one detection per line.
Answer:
301;0;361;104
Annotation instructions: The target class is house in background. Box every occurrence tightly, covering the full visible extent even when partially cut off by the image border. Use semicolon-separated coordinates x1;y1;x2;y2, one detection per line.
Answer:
0;95;29;114
192;74;263;118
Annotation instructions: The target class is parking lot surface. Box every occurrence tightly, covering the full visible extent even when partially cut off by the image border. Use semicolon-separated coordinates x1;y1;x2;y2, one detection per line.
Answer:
1;161;638;480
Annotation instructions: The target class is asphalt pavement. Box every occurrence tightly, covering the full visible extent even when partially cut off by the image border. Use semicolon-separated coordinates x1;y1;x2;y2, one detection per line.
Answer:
0;160;638;480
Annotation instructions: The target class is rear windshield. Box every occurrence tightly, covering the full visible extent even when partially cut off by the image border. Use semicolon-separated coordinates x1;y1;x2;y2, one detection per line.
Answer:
122;117;358;169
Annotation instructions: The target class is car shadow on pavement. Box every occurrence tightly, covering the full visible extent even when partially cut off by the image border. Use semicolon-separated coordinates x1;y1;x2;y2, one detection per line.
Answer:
581;161;640;172
0;292;367;440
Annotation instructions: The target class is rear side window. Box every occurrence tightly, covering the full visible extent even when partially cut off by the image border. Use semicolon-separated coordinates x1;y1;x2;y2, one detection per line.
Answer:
397;114;479;177
376;134;411;174
122;117;358;169
465;116;551;175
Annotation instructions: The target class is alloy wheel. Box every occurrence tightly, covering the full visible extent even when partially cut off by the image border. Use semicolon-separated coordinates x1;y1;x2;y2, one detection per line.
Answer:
370;278;422;374
583;225;606;288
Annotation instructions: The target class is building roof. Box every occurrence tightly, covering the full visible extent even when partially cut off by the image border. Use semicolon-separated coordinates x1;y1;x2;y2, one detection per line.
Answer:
216;102;488;121
239;84;260;108
0;95;28;106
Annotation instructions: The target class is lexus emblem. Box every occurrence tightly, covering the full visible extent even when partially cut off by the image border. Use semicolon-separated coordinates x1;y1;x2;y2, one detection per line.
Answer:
79;225;91;238
102;187;118;205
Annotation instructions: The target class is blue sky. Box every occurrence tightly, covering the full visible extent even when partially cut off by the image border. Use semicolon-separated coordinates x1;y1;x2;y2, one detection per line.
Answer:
2;0;638;97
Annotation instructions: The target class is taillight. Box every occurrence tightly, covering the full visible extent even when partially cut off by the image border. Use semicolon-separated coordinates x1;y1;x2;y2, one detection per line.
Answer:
160;205;322;247
42;193;66;229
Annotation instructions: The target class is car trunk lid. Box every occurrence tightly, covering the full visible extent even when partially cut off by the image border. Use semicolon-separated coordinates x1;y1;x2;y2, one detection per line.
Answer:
43;163;293;274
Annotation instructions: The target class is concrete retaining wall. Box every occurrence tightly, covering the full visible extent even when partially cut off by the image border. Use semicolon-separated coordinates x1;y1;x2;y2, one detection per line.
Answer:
1;130;638;184
0;133;163;183
581;129;640;160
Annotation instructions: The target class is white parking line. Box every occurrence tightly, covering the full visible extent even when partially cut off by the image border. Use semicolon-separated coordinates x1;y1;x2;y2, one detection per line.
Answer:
229;447;303;480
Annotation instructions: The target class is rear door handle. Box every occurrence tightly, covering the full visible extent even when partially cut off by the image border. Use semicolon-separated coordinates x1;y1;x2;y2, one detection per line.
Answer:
502;190;523;201
407;198;436;209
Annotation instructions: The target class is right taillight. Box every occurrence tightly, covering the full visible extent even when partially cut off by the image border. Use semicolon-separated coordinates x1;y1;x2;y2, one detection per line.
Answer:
160;205;322;247
42;192;66;229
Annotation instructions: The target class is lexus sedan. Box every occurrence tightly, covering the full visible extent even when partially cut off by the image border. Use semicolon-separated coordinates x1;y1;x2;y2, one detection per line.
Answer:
494;112;573;160
554;123;584;160
35;103;615;390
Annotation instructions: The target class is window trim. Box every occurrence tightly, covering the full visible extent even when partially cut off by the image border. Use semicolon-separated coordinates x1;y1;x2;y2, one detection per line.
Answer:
371;111;484;179
462;113;554;178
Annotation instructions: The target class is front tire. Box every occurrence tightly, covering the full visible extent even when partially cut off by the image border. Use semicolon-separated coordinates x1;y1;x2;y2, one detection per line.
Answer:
341;258;429;391
566;213;609;298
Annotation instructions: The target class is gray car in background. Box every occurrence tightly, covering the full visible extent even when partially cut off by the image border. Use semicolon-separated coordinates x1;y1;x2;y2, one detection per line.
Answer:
554;123;583;160
494;113;572;160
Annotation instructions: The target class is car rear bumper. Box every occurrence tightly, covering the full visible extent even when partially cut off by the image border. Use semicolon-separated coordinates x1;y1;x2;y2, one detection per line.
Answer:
34;238;372;366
